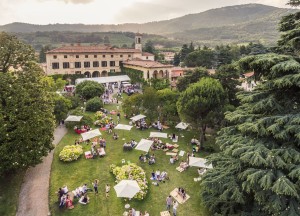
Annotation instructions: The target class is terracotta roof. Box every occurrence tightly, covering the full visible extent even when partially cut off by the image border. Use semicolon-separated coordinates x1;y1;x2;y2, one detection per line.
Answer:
135;32;143;36
47;45;141;54
142;52;154;56
123;59;173;68
243;72;254;78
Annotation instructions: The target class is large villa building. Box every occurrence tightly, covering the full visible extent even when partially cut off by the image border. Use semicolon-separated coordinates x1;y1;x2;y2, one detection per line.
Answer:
45;33;175;80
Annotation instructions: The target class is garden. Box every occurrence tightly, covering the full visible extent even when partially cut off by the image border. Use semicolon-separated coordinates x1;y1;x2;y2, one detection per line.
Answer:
49;99;215;215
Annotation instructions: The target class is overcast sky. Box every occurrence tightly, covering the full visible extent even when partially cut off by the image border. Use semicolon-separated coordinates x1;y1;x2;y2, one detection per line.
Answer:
0;0;291;25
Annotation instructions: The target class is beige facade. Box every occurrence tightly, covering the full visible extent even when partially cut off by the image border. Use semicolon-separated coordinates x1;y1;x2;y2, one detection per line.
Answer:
123;60;173;80
45;33;155;77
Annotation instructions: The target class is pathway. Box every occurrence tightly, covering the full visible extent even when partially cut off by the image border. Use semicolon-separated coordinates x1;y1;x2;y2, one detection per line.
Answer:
16;126;68;216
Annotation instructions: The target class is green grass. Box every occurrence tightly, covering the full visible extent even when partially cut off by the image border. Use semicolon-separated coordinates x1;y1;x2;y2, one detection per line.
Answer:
50;101;213;216
0;171;25;216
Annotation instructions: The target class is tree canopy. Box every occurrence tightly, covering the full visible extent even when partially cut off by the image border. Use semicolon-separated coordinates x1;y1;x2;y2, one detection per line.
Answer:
177;77;226;148
75;80;105;100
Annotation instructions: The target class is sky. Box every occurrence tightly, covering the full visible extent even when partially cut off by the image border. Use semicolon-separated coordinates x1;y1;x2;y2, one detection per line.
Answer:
0;0;291;25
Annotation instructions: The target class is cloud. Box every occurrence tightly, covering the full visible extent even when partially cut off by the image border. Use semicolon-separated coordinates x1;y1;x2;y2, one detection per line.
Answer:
38;0;94;4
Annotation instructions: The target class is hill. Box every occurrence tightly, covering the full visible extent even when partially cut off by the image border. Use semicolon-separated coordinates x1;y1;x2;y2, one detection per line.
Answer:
0;4;298;46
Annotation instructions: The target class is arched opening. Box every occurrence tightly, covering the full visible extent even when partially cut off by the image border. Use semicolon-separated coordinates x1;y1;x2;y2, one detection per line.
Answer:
138;38;141;43
158;70;164;78
84;71;91;78
147;70;150;79
153;70;158;79
92;71;100;77
101;71;108;77
165;70;169;78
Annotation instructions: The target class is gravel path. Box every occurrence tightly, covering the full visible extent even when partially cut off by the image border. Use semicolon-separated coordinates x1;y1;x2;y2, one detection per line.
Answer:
16;126;67;216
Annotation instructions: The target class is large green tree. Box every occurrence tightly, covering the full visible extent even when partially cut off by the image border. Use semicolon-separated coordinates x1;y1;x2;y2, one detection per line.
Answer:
177;77;226;148
176;67;209;92
0;32;35;73
75;80;105;100
200;53;300;215
0;63;55;175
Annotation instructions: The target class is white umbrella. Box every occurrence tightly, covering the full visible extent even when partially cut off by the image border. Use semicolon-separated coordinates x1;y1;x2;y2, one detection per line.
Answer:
175;122;189;130
114;124;133;131
114;180;141;199
130;114;146;122
135;139;154;152
149;132;168;138
65;115;83;122
81;129;102;141
189;157;213;169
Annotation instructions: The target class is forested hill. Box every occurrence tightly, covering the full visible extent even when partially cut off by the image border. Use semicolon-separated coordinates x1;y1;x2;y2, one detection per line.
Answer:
0;4;298;46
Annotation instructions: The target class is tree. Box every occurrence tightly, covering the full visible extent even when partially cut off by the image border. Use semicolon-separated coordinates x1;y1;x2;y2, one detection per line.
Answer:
53;94;71;122
173;53;180;66
122;93;143;118
148;78;170;90
0;63;55;175
86;97;103;112
176;67;209;92
142;87;159;122
104;35;110;45
179;44;190;62
184;49;214;68
200;54;300;215
177;77;226;148
39;45;52;63
287;0;300;6
0;32;36;73
144;40;155;54
75;81;104;100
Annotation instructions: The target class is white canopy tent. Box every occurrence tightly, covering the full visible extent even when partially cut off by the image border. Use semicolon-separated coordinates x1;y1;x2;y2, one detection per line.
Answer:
175;122;189;130
81;129;102;141
114;124;133;131
130;114;146;122
114;180;141;199
75;75;130;85
189;157;213;169
135;139;154;152
149;132;168;138
65;115;83;122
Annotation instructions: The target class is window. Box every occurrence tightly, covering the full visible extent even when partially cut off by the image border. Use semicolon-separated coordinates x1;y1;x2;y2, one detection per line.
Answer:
110;61;115;67
85;55;88;58
52;62;59;69
101;61;107;67
93;61;99;67
84;62;90;68
75;62;81;68
111;55;114;58
76;55;79;58
120;55;123;57
53;55;57;59
102;55;105;58
119;61;123;67
128;55;131;57
94;55;97;58
64;55;67;58
146;57;148;60
75;71;81;74
63;62;70;69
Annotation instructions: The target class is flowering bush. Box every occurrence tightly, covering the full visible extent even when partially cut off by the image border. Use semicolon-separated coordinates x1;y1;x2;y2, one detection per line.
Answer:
110;163;148;200
94;111;110;126
59;145;83;162
95;111;106;120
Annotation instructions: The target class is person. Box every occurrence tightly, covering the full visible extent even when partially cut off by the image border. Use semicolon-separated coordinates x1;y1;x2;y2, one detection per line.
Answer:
113;132;118;140
170;157;174;164
139;154;144;162
79;193;89;204
62;185;68;194
92;179;99;194
144;211;150;216
173;200;178;216
82;184;88;193
181;188;186;200
59;194;66;208
131;207;136;216
105;184;110;198
151;170;156;180
156;170;161;181
166;195;173;211
57;188;64;203
65;195;74;209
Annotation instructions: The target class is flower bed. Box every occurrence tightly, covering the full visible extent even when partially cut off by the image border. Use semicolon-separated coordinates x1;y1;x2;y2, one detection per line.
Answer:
94;111;110;127
110;163;148;200
59;145;83;162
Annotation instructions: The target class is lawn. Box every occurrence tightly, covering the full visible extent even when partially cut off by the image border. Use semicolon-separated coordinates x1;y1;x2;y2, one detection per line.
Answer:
0;171;25;216
49;101;214;216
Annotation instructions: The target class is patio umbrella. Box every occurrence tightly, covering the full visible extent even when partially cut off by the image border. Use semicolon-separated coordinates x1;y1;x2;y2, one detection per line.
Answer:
65;115;83;122
114;124;133;139
135;139;154;152
114;180;141;199
175;122;189;130
81;129;102;141
130;114;146;122
149;132;168;138
189;157;213;169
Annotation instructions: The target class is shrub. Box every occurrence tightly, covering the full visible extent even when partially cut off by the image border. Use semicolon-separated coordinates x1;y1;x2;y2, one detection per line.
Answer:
110;163;148;200
59;145;83;162
65;108;93;129
86;97;103;112
76;81;104;100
